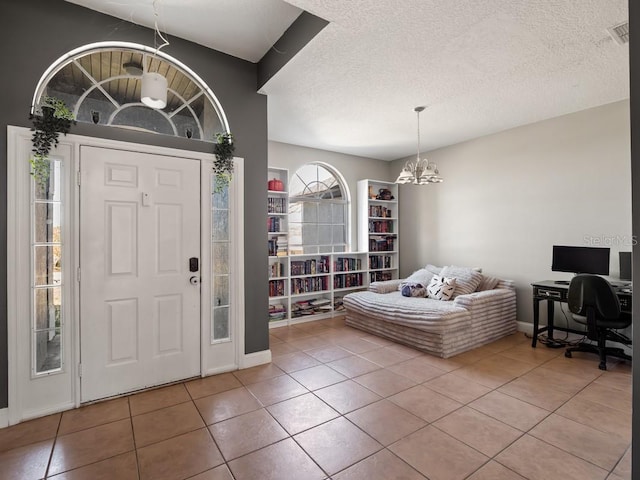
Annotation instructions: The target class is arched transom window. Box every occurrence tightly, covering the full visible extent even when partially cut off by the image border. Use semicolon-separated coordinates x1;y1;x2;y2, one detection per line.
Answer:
33;42;229;141
288;163;349;254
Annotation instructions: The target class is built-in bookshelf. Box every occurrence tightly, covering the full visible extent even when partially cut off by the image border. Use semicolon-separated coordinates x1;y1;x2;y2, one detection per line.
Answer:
268;167;290;324
357;179;399;284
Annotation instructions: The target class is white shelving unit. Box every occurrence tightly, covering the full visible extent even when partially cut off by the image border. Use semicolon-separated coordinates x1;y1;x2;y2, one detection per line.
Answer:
357;179;399;284
268;167;290;326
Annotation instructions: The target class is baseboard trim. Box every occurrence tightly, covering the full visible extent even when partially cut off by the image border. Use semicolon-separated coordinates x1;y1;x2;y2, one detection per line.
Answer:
0;408;7;428
240;349;272;369
516;321;536;334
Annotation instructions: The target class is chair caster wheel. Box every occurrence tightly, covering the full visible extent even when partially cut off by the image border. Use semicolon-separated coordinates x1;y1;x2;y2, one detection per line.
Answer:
564;351;572;358
598;362;607;370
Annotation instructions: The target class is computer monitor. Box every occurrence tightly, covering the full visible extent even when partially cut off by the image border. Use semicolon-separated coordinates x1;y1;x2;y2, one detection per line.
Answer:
619;251;632;281
551;245;610;275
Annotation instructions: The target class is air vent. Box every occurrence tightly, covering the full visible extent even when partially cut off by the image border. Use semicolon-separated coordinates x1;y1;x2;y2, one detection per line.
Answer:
608;22;629;45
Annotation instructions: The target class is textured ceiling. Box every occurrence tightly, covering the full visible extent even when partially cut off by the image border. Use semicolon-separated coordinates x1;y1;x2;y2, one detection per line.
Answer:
67;0;629;161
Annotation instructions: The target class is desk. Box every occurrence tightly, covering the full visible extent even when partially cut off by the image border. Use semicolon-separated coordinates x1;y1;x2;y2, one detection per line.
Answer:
531;280;632;348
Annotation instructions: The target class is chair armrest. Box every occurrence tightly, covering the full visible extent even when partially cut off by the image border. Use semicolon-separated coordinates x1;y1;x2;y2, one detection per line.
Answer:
369;279;402;294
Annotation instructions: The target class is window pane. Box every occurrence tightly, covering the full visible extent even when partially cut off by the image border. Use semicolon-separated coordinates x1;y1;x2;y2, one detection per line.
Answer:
35;328;61;373
213;187;229;209
333;225;345;244
302;203;317;222
212;243;229;274
302;224;318;245
318;203;332;223
34;203;61;243
34;246;61;286
34;287;61;330
213;307;230;341
289;202;302;223
332;204;345;223
33;159;61;202
213;275;229;306
213;210;229;241
318;224;332;244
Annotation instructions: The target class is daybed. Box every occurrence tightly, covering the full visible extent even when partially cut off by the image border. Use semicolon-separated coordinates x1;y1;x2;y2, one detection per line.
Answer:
343;265;517;358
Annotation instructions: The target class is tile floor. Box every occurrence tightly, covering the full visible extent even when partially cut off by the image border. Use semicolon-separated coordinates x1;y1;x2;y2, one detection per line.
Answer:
0;316;632;480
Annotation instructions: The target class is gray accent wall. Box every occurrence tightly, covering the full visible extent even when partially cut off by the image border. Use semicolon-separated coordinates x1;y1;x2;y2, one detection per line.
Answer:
0;0;269;408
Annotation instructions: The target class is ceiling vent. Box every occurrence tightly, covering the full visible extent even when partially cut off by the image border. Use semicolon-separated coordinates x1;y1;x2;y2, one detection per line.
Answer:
607;22;629;45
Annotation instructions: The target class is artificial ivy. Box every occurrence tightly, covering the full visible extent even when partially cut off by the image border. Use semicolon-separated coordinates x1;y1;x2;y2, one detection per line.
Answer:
213;132;235;192
30;97;75;187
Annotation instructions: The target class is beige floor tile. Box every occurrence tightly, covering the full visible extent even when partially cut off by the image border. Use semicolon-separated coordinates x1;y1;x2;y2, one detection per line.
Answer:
137;428;224;480
497;369;583;411
358;333;397;347
270;341;299;356
499;344;563;365
593;371;632;392
267;392;339;435
269;327;314;341
49;419;134;476
389;384;463;422
346;399;426;445
228;438;325;480
450;345;496;364
389;425;488;480
48;451;138;480
0;413;60;453
387;356;448;383
306;345;353;363
480;354;537;377
290;364;348;390
194;386;262;425
334;336;382;354
528;414;629;471
466;460;526;480
424;372;492;404
418;354;466;372
352;368;417;397
611;446;631;479
231;363;286;385
358;347;412;367
208;408;288;460
608;473;628;480
59;397;130;435
315;380;382;414
269;333;284;345
288;335;331;351
576;383;632;413
129;383;191;416
333;448;425;480
433;406;523;457
527;366;593;394
246;374;308;406
327;355;381;378
132;401;205;447
294;417;382;475
186;372;243;398
496;434;608;480
384;343;425;358
452;363;518;389
541;354;607;381
481;333;529;353
271;351;322;373
555;396;631;442
468;390;550;431
0;439;53;480
189;464;235;480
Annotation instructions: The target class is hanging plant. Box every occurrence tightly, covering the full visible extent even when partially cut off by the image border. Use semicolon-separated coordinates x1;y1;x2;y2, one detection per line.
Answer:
30;96;75;187
213;132;235;192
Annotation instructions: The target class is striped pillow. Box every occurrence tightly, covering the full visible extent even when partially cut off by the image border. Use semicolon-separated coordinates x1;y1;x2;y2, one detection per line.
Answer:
440;265;483;298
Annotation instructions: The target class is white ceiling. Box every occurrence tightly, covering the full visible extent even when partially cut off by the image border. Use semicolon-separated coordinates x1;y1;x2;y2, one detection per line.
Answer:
67;0;629;161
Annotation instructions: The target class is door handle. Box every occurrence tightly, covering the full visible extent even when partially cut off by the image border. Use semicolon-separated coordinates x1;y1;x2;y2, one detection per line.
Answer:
189;276;200;285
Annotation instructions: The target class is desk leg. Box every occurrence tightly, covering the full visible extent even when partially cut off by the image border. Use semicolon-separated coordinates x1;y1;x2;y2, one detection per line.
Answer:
532;298;540;348
547;300;555;340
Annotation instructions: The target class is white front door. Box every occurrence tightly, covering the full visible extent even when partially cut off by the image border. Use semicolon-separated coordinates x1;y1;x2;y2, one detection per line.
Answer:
80;146;201;402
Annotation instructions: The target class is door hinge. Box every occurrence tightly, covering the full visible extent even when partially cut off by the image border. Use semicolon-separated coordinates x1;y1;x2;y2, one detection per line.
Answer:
77;267;81;282
78;363;82;377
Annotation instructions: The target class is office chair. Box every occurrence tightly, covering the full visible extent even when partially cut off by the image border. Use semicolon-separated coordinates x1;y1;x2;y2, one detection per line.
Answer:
565;274;632;370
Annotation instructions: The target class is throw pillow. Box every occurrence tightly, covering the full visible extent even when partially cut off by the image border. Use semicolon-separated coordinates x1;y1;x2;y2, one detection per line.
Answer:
427;275;456;301
399;268;434;290
401;282;427;297
440;265;483;298
477;274;500;292
425;264;443;275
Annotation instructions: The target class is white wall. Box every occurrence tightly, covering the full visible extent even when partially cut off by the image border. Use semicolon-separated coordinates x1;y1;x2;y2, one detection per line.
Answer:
396;100;632;324
268;141;393;250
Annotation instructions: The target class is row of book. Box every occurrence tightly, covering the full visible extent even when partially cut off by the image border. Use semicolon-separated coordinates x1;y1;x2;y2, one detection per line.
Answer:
370;271;394;282
291;297;332;318
291;276;329;295
334;257;362;272
269;279;286;297
268;197;287;214
369;205;393;218
369;255;392;269
269;262;285;278
369;220;394;233
334;273;364;289
291;256;330;276
268;303;287;321
268;235;288;256
369;236;395;252
267;216;285;233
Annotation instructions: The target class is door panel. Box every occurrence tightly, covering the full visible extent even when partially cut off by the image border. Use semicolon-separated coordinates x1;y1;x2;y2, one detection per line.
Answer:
80;146;201;402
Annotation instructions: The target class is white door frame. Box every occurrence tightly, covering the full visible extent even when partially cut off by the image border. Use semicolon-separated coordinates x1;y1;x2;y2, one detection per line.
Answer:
6;126;245;424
